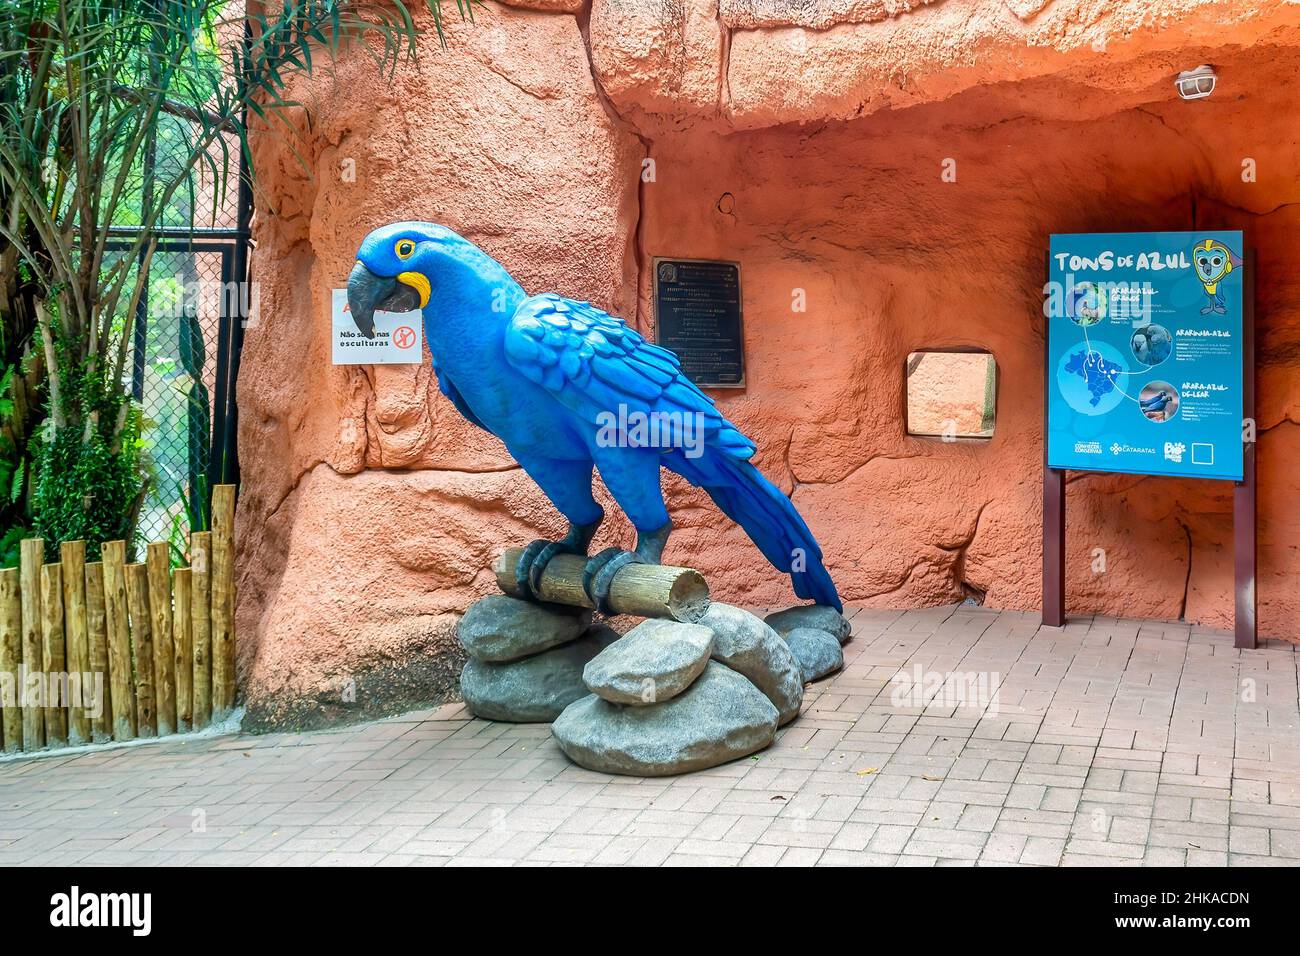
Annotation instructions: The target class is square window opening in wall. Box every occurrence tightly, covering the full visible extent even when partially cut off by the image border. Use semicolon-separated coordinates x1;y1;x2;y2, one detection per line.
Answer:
905;350;997;440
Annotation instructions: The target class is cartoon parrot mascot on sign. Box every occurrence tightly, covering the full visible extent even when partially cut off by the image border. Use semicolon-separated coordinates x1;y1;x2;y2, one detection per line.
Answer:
1192;238;1243;315
346;222;842;614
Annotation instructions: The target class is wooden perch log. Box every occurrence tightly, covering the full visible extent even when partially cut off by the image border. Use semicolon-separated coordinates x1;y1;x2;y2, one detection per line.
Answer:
494;549;710;623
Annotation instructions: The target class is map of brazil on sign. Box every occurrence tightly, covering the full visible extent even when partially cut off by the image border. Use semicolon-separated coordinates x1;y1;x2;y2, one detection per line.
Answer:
331;288;423;365
1047;231;1244;481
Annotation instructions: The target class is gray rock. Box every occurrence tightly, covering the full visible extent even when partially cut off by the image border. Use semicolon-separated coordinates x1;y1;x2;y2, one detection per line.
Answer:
456;594;592;663
583;619;713;705
552;662;778;776
764;604;852;644
784;627;844;683
460;625;618;722
699;603;804;725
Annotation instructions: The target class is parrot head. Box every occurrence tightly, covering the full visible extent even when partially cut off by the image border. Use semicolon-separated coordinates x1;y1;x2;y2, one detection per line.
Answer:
1192;239;1233;286
347;221;465;338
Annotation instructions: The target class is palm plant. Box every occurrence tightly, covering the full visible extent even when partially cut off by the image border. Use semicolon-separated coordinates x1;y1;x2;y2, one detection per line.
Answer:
0;0;471;557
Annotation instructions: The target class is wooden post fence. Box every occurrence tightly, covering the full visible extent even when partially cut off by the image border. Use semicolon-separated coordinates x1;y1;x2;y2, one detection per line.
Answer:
60;541;89;746
0;569;21;753
19;539;43;750
173;568;193;733
102;540;134;742
0;484;240;754
211;485;236;718
147;542;176;737
39;563;66;747
125;563;156;738
191;531;212;731
84;562;111;740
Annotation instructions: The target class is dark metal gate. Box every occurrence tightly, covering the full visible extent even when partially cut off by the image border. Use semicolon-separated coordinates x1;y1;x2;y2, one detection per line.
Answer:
94;8;253;551
97;7;254;550
107;213;250;547
104;223;248;546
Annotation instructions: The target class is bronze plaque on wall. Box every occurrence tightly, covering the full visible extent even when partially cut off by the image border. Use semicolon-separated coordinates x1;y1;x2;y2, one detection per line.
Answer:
653;258;745;388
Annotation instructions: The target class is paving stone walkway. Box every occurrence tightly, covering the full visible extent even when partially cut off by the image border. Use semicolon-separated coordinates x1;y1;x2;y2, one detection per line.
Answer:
1;604;1298;866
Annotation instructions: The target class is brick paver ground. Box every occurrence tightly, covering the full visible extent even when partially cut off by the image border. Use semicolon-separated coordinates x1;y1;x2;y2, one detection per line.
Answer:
2;604;1298;866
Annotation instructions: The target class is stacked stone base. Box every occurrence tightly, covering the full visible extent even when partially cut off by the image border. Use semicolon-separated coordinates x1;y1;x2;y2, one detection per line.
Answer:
456;595;615;722
456;594;850;776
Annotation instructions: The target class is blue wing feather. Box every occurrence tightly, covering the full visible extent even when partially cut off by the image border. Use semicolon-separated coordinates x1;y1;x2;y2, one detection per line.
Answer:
504;293;840;609
504;294;755;459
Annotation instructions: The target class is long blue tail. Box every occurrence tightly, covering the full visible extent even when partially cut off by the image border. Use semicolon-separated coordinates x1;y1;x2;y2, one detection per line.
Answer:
669;451;842;612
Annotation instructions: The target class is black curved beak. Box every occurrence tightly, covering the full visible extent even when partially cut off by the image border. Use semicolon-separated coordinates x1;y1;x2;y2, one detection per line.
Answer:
346;261;421;339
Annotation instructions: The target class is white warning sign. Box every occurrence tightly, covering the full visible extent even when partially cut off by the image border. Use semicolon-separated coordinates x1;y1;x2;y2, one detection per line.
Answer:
331;288;423;365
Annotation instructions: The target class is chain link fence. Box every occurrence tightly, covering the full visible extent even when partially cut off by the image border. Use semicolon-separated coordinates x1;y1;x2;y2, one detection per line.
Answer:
133;246;228;547
104;7;250;552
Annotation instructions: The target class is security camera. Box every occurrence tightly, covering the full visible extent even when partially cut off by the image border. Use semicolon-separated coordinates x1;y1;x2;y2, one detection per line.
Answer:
1175;65;1216;100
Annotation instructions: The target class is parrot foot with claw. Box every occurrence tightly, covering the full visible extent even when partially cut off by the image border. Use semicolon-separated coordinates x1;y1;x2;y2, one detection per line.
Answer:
516;515;603;600
581;521;673;615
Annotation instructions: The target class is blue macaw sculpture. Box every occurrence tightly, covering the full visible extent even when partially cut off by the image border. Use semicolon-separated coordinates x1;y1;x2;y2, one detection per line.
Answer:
346;222;841;613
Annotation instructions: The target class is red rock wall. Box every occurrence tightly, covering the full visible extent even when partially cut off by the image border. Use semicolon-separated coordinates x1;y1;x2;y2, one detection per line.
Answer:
236;0;1300;727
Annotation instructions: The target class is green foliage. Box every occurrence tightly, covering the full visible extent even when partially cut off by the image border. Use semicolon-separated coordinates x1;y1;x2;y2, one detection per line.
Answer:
0;355;42;566
179;291;209;532
0;523;30;569
0;0;471;551
33;408;144;559
30;297;148;556
0;366;21;506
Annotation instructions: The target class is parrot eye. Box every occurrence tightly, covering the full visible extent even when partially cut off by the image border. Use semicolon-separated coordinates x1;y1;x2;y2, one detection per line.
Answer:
395;239;416;260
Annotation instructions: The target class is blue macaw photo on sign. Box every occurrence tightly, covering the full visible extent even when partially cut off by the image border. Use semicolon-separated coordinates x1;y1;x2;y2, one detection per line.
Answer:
346;221;842;613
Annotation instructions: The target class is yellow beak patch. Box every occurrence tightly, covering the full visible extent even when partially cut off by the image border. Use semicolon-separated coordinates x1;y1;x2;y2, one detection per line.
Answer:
397;271;431;309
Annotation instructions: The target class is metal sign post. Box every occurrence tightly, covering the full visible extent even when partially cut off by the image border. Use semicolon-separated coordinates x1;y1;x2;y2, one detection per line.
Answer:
1233;252;1257;648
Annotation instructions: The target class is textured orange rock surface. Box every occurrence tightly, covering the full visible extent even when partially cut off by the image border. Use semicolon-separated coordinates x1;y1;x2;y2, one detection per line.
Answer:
236;0;1300;726
906;352;996;437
